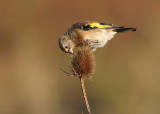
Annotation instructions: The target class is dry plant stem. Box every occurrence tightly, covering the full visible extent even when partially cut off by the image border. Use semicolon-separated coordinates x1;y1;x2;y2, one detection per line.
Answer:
71;65;91;114
80;76;91;114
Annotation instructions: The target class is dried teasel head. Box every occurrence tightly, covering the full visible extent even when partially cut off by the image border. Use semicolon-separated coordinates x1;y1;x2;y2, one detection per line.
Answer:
71;46;95;78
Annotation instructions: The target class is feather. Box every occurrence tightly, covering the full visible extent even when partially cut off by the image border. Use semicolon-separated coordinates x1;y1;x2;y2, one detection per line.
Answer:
113;28;137;33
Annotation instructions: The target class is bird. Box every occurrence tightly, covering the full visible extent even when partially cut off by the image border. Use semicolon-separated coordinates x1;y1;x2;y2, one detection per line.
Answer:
59;21;137;54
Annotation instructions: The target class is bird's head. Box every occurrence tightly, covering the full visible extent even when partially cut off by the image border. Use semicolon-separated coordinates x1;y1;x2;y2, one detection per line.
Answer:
59;34;74;54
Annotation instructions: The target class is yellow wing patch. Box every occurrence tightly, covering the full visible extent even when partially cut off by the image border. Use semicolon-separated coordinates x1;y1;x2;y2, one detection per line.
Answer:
89;22;112;29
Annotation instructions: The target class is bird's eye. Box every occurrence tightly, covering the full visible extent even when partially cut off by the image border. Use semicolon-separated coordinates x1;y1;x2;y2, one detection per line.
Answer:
65;46;68;48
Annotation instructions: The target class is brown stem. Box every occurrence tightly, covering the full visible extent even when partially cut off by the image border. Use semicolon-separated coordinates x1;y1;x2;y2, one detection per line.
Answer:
80;77;91;114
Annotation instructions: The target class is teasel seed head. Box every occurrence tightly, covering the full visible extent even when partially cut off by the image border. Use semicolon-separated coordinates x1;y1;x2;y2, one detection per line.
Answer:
71;46;95;78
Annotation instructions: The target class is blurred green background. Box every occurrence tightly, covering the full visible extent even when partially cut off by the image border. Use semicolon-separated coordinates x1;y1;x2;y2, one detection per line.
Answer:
0;0;160;114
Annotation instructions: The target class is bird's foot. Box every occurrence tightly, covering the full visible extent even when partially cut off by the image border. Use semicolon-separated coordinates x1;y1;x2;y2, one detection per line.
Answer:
91;47;96;52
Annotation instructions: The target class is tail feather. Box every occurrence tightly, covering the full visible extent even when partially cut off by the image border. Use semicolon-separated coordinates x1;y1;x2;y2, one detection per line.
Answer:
113;28;137;33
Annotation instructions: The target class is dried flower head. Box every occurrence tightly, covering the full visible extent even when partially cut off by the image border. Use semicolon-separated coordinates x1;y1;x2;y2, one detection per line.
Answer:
71;46;95;78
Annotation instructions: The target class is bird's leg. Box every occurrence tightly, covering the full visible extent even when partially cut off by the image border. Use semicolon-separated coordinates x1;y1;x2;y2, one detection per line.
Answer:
84;39;93;46
84;39;99;46
84;39;98;52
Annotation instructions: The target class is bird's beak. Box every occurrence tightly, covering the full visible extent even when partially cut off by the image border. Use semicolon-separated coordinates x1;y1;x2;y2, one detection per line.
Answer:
69;48;74;54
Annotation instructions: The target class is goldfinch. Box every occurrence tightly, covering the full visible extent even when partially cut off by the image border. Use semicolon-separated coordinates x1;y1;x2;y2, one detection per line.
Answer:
59;21;137;54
